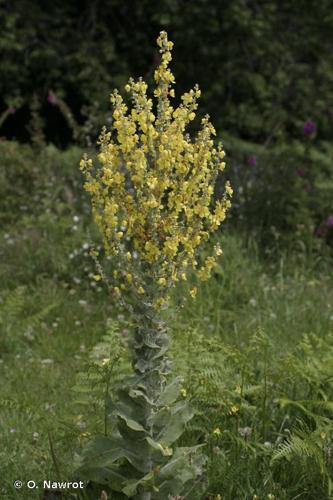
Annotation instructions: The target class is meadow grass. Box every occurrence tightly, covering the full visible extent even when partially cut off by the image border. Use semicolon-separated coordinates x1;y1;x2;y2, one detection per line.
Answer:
0;211;332;499
0;142;332;498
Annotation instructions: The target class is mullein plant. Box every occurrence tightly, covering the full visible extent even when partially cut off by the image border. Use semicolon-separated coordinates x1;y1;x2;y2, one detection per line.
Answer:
77;31;232;499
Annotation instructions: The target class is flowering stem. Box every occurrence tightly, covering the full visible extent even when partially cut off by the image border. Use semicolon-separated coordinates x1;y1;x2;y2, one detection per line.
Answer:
130;300;170;497
77;30;228;498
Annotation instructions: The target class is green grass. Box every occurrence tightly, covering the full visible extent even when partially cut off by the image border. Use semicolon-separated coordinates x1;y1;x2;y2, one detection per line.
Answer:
0;141;332;499
175;234;333;350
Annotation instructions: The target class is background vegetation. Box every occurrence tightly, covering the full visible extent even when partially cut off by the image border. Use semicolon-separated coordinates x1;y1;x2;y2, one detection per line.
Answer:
0;1;332;498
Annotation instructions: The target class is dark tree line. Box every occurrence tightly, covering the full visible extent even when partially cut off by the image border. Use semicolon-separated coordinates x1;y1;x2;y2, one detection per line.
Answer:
1;0;333;145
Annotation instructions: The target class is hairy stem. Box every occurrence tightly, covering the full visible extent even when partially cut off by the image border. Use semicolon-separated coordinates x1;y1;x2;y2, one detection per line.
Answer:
132;300;170;495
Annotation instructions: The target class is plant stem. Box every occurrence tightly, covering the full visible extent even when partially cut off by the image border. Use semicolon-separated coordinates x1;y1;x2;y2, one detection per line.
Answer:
132;300;170;494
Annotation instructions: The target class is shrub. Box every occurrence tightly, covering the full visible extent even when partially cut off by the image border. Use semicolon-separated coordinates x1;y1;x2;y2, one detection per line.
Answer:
223;134;333;251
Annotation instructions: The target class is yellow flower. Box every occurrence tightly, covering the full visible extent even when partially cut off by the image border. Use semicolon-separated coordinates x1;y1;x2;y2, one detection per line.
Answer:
214;244;223;256
229;405;240;415
225;181;233;196
180;388;187;398
213;427;221;436
80;31;231;307
93;274;102;281
190;287;197;299
125;273;133;283
80;432;91;439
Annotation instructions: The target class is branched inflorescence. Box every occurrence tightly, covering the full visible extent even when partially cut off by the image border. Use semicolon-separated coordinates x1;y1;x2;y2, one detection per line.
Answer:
80;31;232;309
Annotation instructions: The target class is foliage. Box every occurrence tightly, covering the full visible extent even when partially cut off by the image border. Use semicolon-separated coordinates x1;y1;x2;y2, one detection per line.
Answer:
72;320;132;435
223;134;333;249
0;120;332;497
2;0;333;251
1;0;333;148
0;139;86;227
171;328;333;499
71;305;333;499
0;285;57;353
0;181;332;498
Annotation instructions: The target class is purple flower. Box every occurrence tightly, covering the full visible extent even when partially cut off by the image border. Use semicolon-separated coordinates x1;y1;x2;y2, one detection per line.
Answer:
247;155;257;166
296;167;306;177
303;119;316;136
47;92;57;105
325;216;333;227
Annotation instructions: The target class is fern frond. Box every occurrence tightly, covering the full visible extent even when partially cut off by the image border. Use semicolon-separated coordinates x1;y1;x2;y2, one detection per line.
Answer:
0;286;26;324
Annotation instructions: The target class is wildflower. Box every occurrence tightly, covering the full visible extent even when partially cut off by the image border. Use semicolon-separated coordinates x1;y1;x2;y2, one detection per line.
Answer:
296;167;306;177
79;34;230;491
180;388;187;398
213;427;221;436
214;244;223;256
325;216;333;227
229;405;240;415
247;155;257;166
238;426;252;437
93;274;102;281
303;119;316;136
41;358;54;365
225;181;233;196
80;31;231;307
47;91;57;105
